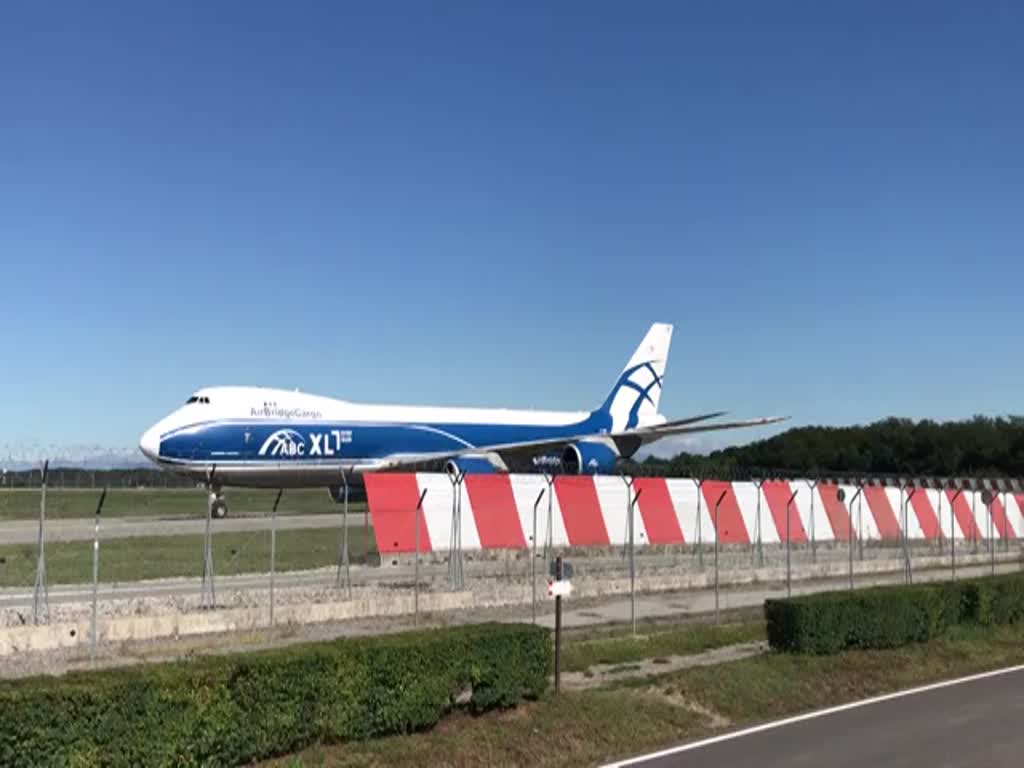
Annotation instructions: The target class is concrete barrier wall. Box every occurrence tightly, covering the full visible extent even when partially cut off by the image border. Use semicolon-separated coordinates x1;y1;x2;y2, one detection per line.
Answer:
0;591;475;657
366;473;1024;553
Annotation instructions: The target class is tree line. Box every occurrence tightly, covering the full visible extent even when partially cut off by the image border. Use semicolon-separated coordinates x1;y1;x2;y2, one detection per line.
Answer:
637;416;1024;480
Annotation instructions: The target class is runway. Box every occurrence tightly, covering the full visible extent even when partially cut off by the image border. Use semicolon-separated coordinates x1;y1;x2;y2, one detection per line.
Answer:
0;512;365;545
612;666;1024;768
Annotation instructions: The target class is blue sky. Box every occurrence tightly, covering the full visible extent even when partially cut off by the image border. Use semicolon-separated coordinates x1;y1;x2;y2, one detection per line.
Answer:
1;1;1021;458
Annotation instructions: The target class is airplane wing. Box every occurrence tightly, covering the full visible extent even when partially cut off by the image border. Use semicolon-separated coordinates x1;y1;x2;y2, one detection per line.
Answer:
371;413;788;472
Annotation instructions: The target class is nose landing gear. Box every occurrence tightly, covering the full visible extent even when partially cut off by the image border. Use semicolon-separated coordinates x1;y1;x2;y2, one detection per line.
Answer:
209;489;228;519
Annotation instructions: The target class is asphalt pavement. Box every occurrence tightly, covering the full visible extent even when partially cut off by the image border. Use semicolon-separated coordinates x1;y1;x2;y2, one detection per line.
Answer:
611;666;1024;768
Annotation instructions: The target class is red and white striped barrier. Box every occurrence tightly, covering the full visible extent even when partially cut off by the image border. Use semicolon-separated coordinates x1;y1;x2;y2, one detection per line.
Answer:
364;473;1024;554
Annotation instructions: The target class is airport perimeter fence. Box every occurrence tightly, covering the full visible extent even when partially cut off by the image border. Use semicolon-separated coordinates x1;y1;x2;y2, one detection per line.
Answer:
0;466;197;490
1;465;1023;663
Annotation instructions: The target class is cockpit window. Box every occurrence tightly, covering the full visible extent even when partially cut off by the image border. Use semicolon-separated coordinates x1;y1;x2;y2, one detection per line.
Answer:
185;395;211;405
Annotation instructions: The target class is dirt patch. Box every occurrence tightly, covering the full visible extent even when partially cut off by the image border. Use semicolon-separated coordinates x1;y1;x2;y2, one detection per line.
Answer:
559;641;768;691
645;685;732;729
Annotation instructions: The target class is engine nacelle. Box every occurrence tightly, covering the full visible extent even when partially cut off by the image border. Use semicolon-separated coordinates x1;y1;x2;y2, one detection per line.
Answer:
561;439;620;475
445;453;507;477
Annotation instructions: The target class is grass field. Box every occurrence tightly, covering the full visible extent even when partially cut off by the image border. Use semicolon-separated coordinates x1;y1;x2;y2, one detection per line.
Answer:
0;487;366;521
0;526;378;587
268;622;1024;767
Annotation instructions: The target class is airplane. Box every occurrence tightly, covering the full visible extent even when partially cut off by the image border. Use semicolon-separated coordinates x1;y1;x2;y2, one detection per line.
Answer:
139;323;784;517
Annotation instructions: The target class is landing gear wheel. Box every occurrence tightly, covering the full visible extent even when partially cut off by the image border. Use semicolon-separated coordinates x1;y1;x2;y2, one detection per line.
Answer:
211;499;228;519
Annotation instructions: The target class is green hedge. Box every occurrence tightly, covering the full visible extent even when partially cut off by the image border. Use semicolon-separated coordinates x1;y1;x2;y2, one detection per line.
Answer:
0;622;550;768
765;573;1024;654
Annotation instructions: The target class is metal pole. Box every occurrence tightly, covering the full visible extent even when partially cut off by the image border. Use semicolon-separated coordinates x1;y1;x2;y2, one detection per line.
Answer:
847;487;862;591
620;475;633;562
554;554;563;693
336;469;351;596
987;493;995;576
32;460;49;625
413;488;427;626
857;482;865;561
269;488;282;627
531;488;545;625
449;471;465;590
972;490;979;554
714;490;727;624
805;479;819;564
200;466;217;609
91;487;107;665
904;487;915;585
754;479;765;567
693;478;705;569
786;489;798;598
543;473;554;577
1003;491;1010;553
630;487;642;636
951;488;962;581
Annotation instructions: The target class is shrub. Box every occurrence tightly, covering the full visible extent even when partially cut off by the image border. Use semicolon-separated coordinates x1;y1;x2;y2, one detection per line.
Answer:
767;573;1024;655
964;572;1024;626
0;622;550;768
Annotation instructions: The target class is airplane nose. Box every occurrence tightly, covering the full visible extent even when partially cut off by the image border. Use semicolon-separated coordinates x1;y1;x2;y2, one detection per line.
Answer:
139;426;161;461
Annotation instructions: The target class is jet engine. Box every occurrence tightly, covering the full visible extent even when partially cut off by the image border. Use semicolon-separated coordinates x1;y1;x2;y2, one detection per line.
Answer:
560;439;620;475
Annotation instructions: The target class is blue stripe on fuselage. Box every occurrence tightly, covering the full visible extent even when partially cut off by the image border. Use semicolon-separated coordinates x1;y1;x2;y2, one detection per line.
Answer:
158;412;613;463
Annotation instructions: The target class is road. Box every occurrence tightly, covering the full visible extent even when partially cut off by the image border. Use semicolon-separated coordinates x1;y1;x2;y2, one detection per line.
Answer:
611;666;1024;768
0;512;365;544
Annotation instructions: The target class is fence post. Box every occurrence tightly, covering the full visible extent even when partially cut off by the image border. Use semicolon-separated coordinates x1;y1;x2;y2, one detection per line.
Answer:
531;488;545;625
630;486;642;635
844;486;861;591
33;460;50;625
448;470;465;590
413;488;428;626
714;490;727;624
543;474;555;578
269;489;282;627
949;484;962;580
753;478;765;568
904;483;916;585
804;479;819;564
982;490;995;576
91;488;108;665
200;466;217;609
971;487;979;554
786;489;798;598
857;479;866;561
1002;491;1010;554
336;469;351;597
692;477;705;570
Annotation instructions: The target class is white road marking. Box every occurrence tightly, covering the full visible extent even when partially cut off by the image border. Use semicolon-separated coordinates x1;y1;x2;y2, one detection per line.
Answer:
601;663;1024;767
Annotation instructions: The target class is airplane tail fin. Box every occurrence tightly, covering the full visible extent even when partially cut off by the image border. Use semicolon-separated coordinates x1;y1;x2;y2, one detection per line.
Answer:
598;323;673;432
